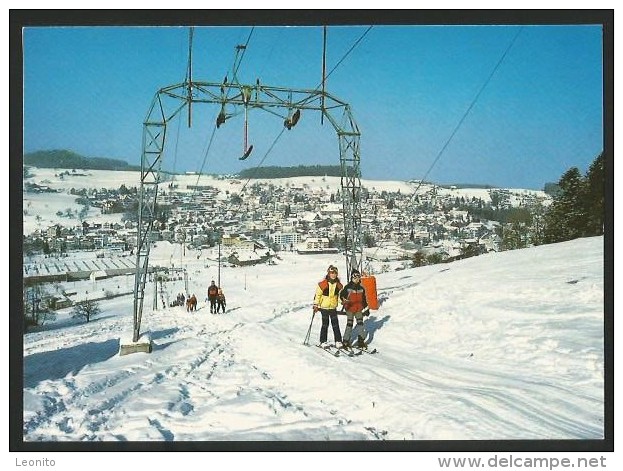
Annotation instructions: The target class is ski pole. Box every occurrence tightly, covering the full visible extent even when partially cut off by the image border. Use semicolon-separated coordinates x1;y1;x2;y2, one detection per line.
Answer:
303;309;316;345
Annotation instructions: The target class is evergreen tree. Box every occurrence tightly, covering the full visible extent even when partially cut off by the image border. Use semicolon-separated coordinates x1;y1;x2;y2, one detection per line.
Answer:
501;222;528;250
584;152;604;235
426;252;444;265
543;167;584;243
363;233;376;248
412;251;426;267
542;152;605;244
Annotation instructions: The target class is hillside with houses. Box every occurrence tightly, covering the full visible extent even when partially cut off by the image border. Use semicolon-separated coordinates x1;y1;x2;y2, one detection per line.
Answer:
23;167;552;292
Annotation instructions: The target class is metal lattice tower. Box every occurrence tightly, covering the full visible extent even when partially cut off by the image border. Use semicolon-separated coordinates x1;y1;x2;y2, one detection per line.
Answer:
131;80;362;342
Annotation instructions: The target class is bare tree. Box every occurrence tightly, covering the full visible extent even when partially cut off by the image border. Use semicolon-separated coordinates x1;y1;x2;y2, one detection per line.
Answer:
71;299;101;323
23;284;56;330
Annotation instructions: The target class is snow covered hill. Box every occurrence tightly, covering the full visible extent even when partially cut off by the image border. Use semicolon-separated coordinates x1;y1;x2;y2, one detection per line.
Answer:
21;235;605;444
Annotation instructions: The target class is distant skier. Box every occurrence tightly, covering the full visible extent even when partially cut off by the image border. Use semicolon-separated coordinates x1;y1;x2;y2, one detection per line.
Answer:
313;265;343;348
340;269;369;349
207;280;219;313
216;287;226;313
187;294;197;312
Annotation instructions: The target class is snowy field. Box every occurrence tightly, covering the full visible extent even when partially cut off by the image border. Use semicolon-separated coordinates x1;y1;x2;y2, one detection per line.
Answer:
22;236;606;445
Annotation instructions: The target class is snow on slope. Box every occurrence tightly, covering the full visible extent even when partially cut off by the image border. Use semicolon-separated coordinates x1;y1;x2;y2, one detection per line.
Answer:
22;236;604;442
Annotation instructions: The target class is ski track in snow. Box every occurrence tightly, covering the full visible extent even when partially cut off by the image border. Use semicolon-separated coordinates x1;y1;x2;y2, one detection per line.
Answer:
22;237;605;441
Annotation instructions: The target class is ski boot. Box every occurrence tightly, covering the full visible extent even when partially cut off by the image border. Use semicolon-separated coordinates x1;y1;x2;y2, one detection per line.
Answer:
356;337;368;350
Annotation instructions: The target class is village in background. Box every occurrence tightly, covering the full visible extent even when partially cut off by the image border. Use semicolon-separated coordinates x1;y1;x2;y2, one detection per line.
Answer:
22;161;555;321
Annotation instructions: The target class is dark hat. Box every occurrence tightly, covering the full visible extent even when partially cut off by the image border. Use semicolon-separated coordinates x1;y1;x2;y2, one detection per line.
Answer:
351;269;361;278
327;265;338;274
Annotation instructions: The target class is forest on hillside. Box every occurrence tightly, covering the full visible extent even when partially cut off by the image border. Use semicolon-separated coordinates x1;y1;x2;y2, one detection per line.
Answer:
24;152;349;179
237;165;349;179
24;150;140;171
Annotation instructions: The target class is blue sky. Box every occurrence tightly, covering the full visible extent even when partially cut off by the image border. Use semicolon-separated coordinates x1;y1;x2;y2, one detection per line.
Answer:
23;23;604;189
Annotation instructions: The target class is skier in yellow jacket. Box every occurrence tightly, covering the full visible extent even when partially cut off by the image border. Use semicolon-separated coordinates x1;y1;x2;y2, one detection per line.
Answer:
313;265;344;348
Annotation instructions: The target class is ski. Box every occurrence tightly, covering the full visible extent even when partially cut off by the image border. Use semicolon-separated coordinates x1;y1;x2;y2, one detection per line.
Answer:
338;346;360;357
336;346;354;357
307;343;364;358
314;344;340;357
351;346;378;354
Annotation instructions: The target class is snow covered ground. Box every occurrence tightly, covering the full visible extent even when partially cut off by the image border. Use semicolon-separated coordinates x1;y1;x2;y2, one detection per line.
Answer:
21;236;606;446
15;167;614;468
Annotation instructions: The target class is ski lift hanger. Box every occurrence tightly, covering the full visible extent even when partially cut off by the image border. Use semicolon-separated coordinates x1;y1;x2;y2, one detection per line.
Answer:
216;42;302;161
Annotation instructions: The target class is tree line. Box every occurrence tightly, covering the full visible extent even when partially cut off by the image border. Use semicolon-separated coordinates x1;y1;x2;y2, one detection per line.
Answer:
237;165;349;179
492;152;604;251
541;152;604;244
24;150;140;171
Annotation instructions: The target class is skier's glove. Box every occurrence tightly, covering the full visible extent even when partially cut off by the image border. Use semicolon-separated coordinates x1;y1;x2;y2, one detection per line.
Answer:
313;305;319;313
362;307;370;317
